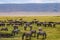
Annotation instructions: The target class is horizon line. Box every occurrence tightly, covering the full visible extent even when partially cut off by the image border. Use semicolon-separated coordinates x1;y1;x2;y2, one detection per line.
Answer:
0;3;60;4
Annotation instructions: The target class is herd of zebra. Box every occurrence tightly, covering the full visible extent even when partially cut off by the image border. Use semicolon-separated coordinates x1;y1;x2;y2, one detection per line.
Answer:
0;18;60;40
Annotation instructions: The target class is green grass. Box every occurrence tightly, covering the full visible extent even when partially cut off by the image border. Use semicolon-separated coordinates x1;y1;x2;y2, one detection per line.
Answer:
0;16;60;40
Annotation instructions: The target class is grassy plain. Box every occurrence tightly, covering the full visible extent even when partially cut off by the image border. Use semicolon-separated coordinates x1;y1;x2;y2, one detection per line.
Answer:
0;16;60;40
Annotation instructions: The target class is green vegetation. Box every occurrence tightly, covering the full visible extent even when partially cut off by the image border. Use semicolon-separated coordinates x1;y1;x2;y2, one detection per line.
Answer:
0;16;60;40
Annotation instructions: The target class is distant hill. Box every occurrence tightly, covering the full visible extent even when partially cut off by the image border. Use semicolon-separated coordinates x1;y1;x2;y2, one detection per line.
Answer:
0;3;60;12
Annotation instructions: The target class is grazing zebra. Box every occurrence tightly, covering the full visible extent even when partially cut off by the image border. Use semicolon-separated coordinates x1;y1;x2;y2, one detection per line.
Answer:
37;27;47;39
1;27;8;31
22;32;31;40
12;29;20;36
24;24;32;31
30;30;36;37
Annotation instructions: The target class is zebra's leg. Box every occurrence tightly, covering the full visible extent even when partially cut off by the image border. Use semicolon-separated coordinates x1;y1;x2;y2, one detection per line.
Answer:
30;27;32;31
24;27;27;30
22;33;25;40
37;33;39;39
34;31;36;37
29;34;31;40
43;32;47;39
